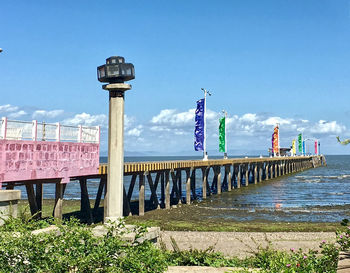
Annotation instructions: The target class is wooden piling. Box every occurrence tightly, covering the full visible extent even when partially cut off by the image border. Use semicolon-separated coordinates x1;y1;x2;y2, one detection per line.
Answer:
35;183;43;218
26;183;39;216
237;165;241;188
254;165;258;184
228;165;232;191
186;168;191;204
79;177;93;224
53;181;65;219
245;165;249;186
202;167;207;199
165;170;170;209
139;173;145;216
217;166;222;194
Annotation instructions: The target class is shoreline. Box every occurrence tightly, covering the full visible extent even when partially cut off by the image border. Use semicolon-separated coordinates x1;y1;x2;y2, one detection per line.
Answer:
18;199;345;232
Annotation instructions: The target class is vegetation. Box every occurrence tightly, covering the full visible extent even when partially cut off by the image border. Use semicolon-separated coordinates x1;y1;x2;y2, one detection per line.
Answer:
0;216;167;273
7;205;350;272
1;211;350;272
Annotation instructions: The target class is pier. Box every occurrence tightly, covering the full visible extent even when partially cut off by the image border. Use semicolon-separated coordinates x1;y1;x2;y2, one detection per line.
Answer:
3;155;324;220
97;155;326;216
0;117;326;220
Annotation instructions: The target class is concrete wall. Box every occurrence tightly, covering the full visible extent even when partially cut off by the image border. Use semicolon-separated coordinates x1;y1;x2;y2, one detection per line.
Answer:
0;140;99;187
0;190;21;225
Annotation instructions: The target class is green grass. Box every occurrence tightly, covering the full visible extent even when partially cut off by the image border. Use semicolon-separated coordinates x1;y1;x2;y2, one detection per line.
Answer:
124;218;341;232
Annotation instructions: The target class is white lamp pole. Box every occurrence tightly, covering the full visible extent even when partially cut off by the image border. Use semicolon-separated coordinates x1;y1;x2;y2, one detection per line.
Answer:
201;88;211;161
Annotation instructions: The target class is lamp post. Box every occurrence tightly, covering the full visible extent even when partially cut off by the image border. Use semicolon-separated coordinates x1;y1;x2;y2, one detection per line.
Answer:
97;56;135;223
201;88;211;161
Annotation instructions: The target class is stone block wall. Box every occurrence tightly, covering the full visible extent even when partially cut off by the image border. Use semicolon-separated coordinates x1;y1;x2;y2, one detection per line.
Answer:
0;190;21;225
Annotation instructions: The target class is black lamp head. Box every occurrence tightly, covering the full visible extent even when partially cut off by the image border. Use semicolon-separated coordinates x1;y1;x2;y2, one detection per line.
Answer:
97;56;135;83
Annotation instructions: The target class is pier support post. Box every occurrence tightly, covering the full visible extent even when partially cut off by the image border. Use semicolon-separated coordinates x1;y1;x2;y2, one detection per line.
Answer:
201;167;207;199
217;166;222;194
146;172;160;209
35;183;43;218
178;171;182;205
191;168;197;200
25;183;39;217
228;165;232;191
236;165;241;188
186;168;191;204
165;170;170;209
139;173;145;216
265;164;269;181
259;165;263;182
161;172;165;208
53;181;65;219
269;164;273;179
94;175;106;216
79;178;93;224
254;165;258;184
245;165;249;186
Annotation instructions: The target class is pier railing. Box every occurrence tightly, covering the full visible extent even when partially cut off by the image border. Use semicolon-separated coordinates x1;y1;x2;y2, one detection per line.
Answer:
1;117;100;143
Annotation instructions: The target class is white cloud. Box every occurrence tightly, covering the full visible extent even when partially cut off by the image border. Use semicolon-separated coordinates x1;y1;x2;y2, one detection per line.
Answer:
127;125;143;137
151;109;195;126
8;110;27;119
310;120;345;134
260;116;291;126
62;112;107;126
32;109;64;119
0;104;18;113
125;114;135;129
240;113;257;122
144;108;350;154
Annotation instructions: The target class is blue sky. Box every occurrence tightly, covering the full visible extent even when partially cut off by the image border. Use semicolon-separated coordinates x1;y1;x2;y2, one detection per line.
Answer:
1;0;350;155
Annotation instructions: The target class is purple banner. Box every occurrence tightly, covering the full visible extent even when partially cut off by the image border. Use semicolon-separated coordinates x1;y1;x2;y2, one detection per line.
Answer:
194;99;205;151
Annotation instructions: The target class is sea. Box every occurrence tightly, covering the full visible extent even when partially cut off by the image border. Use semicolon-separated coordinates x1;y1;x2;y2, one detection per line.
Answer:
17;155;350;223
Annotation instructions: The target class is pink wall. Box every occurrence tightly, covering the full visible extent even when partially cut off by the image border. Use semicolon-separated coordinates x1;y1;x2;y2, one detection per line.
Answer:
0;140;100;188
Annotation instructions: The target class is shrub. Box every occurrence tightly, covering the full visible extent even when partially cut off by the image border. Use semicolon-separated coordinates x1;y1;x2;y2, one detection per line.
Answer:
0;217;167;273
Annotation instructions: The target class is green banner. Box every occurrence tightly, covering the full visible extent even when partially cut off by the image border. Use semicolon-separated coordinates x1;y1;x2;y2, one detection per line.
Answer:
298;133;302;153
219;117;225;152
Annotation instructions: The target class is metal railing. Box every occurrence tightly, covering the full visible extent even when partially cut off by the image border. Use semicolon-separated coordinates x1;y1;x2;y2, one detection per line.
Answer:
0;117;100;143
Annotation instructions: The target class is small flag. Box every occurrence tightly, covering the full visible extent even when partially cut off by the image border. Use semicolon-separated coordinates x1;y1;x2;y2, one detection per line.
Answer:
273;126;279;155
219;117;225;152
194;99;205;151
298;133;302;153
292;140;296;154
315;140;318;155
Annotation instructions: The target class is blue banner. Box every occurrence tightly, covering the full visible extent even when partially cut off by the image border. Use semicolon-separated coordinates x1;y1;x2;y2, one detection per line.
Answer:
194;99;205;151
303;140;305;155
